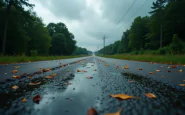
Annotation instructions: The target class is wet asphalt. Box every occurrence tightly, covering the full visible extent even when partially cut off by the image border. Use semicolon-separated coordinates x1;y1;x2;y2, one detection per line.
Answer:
0;56;185;115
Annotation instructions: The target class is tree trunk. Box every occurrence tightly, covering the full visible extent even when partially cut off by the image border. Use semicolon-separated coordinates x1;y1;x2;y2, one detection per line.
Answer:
160;24;163;48
1;0;13;55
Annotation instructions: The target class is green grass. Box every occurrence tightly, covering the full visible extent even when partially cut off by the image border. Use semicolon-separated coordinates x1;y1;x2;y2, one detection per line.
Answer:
98;54;185;65
0;55;90;64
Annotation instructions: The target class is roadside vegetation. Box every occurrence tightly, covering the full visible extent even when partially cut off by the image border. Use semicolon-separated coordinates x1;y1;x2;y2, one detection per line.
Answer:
0;0;92;63
96;0;185;64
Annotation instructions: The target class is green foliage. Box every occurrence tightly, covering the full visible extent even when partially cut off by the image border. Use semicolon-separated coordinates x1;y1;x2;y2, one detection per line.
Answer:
169;34;184;54
30;50;37;57
158;47;166;54
72;46;89;55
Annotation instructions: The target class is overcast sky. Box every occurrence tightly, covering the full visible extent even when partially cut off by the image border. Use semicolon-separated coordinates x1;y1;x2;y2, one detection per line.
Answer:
29;0;156;52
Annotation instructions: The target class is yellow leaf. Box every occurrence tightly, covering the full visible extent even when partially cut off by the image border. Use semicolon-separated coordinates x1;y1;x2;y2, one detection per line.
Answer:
167;66;171;69
138;68;142;70
179;84;185;87
22;98;27;103
29;82;41;86
13;66;20;68
145;93;156;99
77;69;81;72
12;70;18;74
110;94;139;100
105;64;109;66
105;108;123;115
124;64;129;69
12;85;19;90
179;69;183;72
27;76;32;79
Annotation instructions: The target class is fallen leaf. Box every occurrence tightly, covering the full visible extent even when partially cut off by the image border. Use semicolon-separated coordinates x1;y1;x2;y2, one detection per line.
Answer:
161;66;164;68
138;68;142;70
105;64;109;66
12;75;21;78
52;73;56;77
46;75;53;79
13;66;20;68
87;108;98;115
149;72;154;74
124;65;129;69
156;69;161;72
12;70;18;74
105;107;123;115
27;76;32;79
33;94;41;104
86;76;93;79
84;70;87;72
66;82;72;85
4;73;7;74
62;66;65;68
110;94;139;100
179;84;185;86
116;66;119;69
94;69;97;71
145;93;156;99
167;66;171;69
22;98;27;103
183;80;185;82
77;69;81;72
179;69;183;72
172;65;177;68
168;70;171;72
162;76;164;78
129;80;134;82
12;85;19;90
29;82;41;86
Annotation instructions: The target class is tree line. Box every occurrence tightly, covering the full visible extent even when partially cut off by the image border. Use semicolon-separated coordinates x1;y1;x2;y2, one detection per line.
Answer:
97;0;185;55
0;0;89;56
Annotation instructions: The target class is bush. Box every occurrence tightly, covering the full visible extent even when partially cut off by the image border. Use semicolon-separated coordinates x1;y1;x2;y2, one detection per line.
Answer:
30;50;38;57
139;48;144;54
158;47;167;55
169;34;184;55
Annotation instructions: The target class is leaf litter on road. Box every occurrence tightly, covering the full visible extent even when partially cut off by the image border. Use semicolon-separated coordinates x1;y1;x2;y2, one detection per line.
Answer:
22;98;27;103
145;93;156;99
28;82;41;86
12;70;18;74
12;85;19;90
33;94;41;104
87;108;98;115
110;94;140;100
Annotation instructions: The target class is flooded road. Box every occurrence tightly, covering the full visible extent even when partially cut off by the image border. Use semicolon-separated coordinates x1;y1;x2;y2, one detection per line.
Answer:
0;56;185;115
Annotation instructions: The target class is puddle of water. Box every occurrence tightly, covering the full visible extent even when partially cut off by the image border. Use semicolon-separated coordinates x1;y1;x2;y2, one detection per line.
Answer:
30;62;101;115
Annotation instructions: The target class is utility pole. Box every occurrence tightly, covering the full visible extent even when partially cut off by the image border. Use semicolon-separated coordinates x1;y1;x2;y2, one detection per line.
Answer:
102;35;107;56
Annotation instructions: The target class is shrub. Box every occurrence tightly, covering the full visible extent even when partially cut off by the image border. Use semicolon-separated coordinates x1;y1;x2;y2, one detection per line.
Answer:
139;48;144;54
158;47;167;55
30;50;38;57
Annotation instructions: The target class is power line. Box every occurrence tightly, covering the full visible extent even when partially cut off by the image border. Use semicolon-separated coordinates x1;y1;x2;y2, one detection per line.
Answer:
117;0;137;24
129;0;148;20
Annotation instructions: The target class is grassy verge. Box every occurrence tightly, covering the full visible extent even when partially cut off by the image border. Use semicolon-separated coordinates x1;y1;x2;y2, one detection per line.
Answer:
97;54;185;65
0;55;90;64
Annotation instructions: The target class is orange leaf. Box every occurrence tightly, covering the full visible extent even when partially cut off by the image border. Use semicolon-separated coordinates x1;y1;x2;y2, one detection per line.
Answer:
52;73;56;77
172;65;177;68
161;66;164;68
12;70;18;74
46;75;53;79
179;84;185;87
33;94;41;104
105;108;123;115
105;64;109;66
84;70;87;72
129;80;134;82
22;98;27;103
145;93;156;99
27;76;32;79
12;85;19;90
110;94;139;100
29;82;41;86
87;108;98;115
162;76;164;78
156;69;161;72
12;75;21;78
149;72;154;74
138;68;142;70
77;69;81;72
183;80;185;82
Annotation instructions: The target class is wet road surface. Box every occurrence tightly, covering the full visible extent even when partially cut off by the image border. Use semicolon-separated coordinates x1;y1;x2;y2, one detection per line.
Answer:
0;56;185;115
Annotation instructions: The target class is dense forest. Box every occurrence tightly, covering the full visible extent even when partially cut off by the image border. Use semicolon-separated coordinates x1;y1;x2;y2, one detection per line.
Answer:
0;0;89;56
97;0;185;55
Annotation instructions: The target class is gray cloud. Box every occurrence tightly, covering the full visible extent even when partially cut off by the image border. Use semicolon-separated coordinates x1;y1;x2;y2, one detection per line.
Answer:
30;0;156;51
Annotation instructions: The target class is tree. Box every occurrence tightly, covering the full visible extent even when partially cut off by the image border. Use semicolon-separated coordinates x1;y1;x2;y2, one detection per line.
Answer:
1;0;34;55
149;0;166;48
